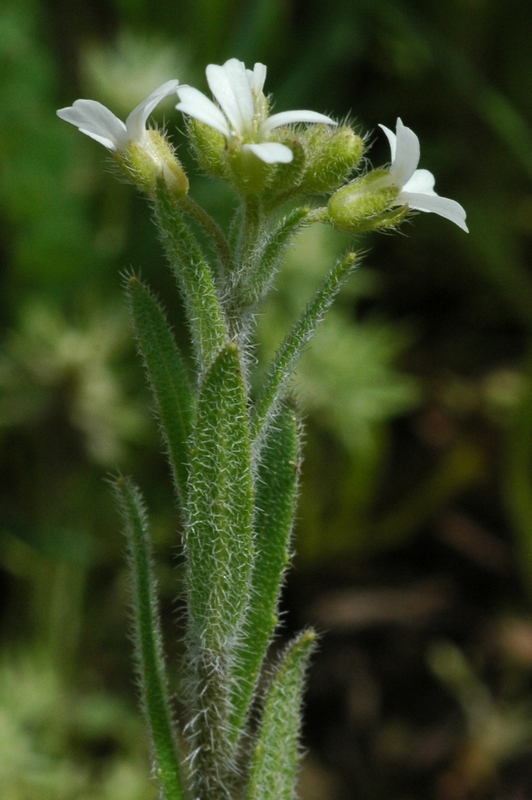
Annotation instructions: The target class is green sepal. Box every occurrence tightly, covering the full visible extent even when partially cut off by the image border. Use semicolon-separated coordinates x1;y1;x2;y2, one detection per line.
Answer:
186;117;226;179
327;170;400;233
229;402;300;741
245;630;317;800
184;343;254;653
152;182;227;370
113;476;184;800
227;147;272;196
337;204;410;233
114;130;189;197
251;251;357;447
264;132;307;202
126;276;194;505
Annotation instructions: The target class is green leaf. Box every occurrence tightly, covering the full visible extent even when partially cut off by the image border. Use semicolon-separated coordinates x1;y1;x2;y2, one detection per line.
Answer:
113;476;184;800
127;276;194;504
251;251;357;446
153;182;227;370
184;342;254;653
246;630;316;800
229;402;300;741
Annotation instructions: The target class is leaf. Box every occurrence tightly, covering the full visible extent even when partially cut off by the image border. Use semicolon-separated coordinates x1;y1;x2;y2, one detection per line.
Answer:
250;251;357;449
184;342;254;654
113;475;184;800
237;206;310;309
127;276;194;504
229;402;300;741
153;182;227;370
246;630;316;800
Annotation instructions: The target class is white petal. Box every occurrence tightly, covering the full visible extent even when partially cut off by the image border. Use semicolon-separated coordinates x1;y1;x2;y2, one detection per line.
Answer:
378;124;397;161
389;118;420;187
247;62;267;95
206;59;254;134
399;191;469;232
57;100;127;150
125;79;179;142
260;109;337;135
176;85;230;137
402;168;436;195
243;142;293;164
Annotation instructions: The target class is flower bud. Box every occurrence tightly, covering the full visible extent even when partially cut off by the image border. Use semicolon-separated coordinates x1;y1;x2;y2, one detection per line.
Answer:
301;125;365;194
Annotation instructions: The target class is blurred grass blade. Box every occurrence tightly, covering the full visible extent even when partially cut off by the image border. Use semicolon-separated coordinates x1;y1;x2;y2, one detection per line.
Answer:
229;402;300;741
504;353;532;597
246;630;316;800
251;251;357;447
113;475;184;800
127;276;194;504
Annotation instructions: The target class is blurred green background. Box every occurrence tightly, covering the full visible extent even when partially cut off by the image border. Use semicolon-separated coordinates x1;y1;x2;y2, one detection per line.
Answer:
2;0;532;797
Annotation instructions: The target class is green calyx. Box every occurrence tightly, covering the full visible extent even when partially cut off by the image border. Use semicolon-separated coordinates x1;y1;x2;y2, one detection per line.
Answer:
116;131;189;197
226;145;273;195
327;169;402;232
187;118;227;178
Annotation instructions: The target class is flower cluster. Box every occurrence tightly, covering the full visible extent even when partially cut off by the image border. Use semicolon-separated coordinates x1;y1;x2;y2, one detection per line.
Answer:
57;58;467;231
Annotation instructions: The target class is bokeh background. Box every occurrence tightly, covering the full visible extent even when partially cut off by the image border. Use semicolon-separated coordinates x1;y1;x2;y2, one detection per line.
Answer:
2;0;532;797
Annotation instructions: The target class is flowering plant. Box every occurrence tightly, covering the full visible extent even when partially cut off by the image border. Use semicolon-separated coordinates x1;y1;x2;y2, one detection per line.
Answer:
58;57;467;800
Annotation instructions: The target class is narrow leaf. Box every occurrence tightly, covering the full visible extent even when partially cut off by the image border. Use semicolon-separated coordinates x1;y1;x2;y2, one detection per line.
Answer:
246;630;316;800
113;476;184;800
185;343;254;653
127;276;194;504
153;182;227;369
250;252;357;447
229;402;300;741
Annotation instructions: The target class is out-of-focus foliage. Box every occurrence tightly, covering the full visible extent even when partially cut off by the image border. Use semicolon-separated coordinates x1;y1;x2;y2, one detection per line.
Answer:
2;0;532;797
0;648;153;800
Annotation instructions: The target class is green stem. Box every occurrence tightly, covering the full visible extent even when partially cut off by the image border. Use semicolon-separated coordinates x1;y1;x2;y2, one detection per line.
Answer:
185;651;236;800
223;196;265;340
179;193;233;277
237;196;263;273
235;206;311;312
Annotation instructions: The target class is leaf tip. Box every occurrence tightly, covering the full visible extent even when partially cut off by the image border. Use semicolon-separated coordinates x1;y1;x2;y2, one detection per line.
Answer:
301;629;317;646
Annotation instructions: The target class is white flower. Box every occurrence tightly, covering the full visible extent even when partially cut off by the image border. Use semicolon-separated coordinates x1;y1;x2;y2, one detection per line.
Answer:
175;58;336;164
57;80;180;151
379;118;468;232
